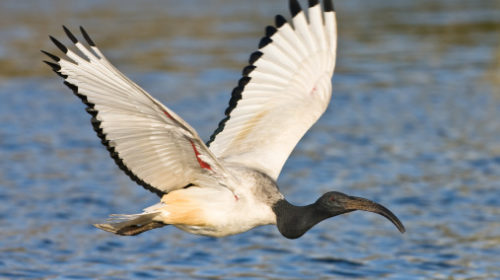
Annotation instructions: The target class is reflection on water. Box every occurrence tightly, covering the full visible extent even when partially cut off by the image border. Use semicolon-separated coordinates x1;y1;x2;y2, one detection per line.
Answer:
0;0;499;279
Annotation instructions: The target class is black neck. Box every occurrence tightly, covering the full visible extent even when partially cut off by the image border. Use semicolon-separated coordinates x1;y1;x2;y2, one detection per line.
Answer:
272;199;333;239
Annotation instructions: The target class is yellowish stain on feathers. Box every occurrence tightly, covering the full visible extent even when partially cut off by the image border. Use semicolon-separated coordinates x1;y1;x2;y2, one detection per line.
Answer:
160;190;208;226
230;110;268;147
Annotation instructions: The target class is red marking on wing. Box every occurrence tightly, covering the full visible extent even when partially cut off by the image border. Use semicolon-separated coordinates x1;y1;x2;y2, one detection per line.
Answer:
163;109;174;120
190;140;212;170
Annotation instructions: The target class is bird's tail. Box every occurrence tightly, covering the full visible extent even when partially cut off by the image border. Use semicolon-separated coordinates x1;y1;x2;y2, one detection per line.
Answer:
94;208;166;236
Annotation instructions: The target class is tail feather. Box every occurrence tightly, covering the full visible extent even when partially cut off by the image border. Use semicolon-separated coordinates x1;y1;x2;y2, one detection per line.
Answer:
94;212;166;236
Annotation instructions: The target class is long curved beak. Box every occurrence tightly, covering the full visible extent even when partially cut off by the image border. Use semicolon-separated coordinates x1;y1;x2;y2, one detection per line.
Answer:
345;196;406;233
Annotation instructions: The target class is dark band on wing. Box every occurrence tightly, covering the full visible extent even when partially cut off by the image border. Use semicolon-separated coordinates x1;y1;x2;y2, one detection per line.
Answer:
43;26;166;197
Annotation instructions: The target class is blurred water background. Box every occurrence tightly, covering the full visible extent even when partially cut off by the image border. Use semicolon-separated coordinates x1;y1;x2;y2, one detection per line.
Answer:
0;0;499;279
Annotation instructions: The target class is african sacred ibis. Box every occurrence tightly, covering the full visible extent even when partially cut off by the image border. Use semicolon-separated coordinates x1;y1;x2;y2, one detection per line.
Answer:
42;0;405;239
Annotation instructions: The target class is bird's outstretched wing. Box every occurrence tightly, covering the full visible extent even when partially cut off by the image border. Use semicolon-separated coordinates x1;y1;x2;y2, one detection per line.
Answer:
207;0;337;180
42;27;227;197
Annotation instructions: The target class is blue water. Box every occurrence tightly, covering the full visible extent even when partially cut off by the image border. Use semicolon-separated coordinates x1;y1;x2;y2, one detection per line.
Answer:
1;0;499;279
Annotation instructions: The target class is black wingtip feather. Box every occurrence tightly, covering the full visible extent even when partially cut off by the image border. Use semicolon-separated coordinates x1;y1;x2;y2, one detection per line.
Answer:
265;26;277;37
249;51;263;64
49;35;68;53
41;50;60;62
238;77;251;87
43;60;60;71
43;60;67;78
63;81;78;92
258;37;272;49
275;15;287;28
324;0;334;12
63;25;78;43
206;115;230;146
289;0;302;17
308;0;319;7
80;26;95;46
227;86;243;112
85;107;98;116
242;65;256;76
207;73;250;146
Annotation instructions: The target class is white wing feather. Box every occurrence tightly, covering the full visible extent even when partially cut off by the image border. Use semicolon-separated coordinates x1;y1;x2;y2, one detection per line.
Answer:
207;0;337;180
44;27;228;196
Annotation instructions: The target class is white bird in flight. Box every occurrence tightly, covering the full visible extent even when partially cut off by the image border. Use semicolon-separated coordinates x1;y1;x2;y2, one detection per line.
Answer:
43;0;405;239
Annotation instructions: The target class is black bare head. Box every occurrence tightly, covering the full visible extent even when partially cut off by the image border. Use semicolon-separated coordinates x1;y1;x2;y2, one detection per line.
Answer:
273;191;405;239
316;191;405;232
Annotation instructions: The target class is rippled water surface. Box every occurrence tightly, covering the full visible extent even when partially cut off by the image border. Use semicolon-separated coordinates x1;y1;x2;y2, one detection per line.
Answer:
1;0;499;279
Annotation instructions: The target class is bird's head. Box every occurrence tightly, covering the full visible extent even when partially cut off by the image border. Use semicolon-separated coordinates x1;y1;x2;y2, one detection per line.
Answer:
316;191;405;233
273;191;405;239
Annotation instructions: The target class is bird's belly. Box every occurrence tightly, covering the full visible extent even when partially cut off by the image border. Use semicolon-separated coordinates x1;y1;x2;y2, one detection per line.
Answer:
175;203;275;237
160;187;276;237
174;221;258;237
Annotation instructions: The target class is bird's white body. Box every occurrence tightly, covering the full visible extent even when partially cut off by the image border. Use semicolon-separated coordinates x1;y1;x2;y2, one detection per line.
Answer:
150;165;282;237
159;165;283;237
